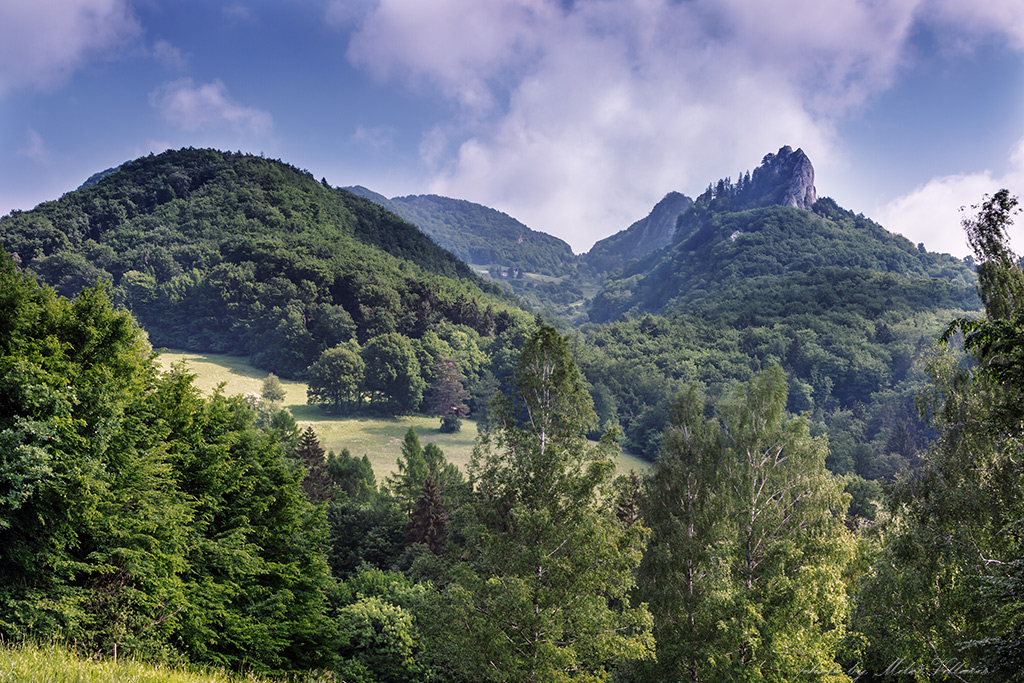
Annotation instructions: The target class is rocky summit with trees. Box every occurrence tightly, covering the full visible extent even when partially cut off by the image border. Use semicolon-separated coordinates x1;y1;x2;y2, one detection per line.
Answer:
1;145;1023;681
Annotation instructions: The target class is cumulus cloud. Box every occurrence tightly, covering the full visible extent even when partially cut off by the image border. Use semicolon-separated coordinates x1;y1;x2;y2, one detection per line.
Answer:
0;0;140;96
877;139;1024;257
341;0;1024;250
149;78;273;137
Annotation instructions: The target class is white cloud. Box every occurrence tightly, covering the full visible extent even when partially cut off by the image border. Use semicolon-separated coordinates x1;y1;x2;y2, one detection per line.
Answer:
149;78;273;137
346;0;554;113
877;138;1024;257
0;0;140;96
925;0;1024;49
341;0;1024;251
152;39;188;71
223;4;254;25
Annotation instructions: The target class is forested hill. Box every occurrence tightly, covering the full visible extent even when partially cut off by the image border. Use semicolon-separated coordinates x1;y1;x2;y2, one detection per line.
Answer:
588;154;977;323
574;146;983;472
584;191;694;274
346;187;578;276
0;148;530;377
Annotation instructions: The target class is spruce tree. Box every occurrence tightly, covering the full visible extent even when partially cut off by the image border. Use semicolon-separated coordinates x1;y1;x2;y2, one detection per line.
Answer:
406;473;447;554
295;426;332;504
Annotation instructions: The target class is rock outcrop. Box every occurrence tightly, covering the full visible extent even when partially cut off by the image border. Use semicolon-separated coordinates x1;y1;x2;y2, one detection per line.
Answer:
777;146;817;209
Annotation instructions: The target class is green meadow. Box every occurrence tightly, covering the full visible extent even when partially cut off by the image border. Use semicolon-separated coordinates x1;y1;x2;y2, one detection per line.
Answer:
0;643;333;683
154;350;650;481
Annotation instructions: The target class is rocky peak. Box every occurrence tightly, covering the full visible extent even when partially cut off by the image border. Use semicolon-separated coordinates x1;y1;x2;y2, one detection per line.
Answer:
758;145;817;209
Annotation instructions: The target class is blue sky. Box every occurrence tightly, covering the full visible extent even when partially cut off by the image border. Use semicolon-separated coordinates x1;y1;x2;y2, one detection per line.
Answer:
2;0;1023;256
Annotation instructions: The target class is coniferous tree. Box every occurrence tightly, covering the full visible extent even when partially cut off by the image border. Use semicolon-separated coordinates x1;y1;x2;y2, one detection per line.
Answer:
406;473;447;554
295;426;332;504
387;428;429;514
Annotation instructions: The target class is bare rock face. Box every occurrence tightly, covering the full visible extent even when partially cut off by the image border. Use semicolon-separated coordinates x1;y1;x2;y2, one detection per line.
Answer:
768;145;817;209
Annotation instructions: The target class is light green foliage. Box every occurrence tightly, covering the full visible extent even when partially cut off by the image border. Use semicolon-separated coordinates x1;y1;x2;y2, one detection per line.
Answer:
334;567;431;683
854;190;1024;679
0;255;334;674
336;598;422;683
639;369;853;682
425;325;653;682
261;372;286;403
0;641;319;683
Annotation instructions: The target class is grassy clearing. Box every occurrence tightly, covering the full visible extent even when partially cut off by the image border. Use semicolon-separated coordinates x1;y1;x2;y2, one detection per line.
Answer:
154;350;651;481
0;643;333;683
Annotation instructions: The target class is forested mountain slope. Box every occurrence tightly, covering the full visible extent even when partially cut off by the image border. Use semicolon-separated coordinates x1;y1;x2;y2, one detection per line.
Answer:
584;190;693;274
345;188;578;276
0;148;530;379
575;148;982;474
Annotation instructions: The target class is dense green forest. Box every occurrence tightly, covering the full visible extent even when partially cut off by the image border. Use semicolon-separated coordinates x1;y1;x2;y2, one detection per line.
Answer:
0;150;535;424
3;146;1023;680
345;188;578;277
577;162;981;469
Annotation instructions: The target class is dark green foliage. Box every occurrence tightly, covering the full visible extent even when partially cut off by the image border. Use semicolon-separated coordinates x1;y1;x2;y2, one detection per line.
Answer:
406;474;447;554
347;189;578;276
580;171;979;473
361;333;425;413
295;426;332;503
325;447;408;578
426;357;469;432
0;148;527;381
854;191;1024;679
306;341;365;412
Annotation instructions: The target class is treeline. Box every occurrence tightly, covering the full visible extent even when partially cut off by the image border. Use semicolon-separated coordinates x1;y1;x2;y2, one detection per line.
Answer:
4;190;1024;681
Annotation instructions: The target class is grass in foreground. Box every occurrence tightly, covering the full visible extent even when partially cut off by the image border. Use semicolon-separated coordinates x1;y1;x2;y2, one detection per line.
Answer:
0;643;334;683
154;350;651;481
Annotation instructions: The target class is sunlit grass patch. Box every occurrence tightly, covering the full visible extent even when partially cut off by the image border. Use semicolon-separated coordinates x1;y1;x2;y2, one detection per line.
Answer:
0;642;337;683
154;350;651;481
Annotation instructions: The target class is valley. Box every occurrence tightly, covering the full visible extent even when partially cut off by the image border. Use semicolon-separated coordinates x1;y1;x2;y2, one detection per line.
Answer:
2;144;1016;682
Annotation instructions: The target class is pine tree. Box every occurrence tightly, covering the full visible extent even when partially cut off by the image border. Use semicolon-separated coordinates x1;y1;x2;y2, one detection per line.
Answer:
406;474;447;554
295;426;332;503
